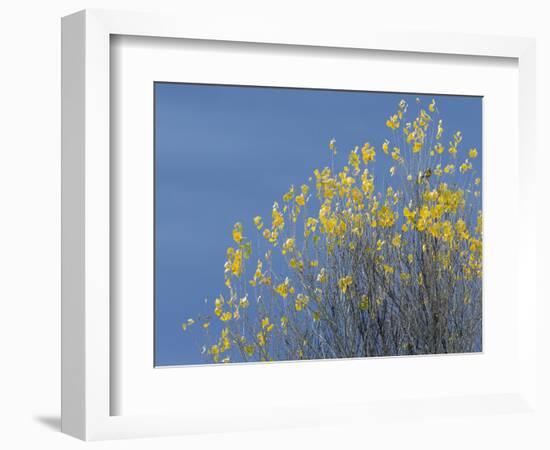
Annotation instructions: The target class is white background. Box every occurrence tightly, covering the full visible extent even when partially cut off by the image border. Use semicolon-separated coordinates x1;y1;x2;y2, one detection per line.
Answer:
0;1;548;449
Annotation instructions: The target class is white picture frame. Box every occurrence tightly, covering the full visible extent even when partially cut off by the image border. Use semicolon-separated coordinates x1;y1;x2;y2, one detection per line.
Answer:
61;9;538;441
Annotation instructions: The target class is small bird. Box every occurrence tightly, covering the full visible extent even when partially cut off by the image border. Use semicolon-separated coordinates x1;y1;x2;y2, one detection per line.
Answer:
417;168;432;184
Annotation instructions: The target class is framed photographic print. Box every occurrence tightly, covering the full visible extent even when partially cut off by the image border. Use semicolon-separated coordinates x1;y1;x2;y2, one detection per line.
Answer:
62;9;539;442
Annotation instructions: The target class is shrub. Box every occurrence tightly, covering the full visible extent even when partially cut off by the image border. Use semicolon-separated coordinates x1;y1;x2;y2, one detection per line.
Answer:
183;98;482;363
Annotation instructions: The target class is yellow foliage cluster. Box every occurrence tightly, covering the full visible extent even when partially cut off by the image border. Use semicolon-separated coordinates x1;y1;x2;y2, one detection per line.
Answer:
183;98;483;362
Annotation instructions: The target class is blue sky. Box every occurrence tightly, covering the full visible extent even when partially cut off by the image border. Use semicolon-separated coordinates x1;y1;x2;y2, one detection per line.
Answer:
154;83;482;366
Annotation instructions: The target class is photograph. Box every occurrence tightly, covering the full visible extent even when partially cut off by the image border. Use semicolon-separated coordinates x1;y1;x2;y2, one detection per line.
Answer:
154;84;483;366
